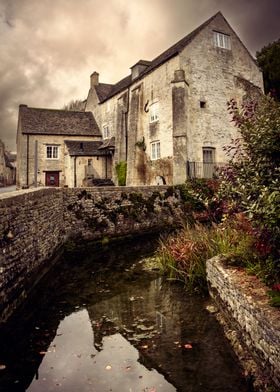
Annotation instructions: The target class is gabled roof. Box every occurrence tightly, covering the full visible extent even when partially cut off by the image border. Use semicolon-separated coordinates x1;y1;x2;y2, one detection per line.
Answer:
19;105;101;136
95;83;113;101
99;12;221;102
64;140;109;156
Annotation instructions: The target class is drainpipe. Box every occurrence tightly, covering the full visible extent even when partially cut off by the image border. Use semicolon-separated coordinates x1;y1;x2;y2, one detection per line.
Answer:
74;156;77;187
105;155;108;179
34;140;38;187
26;134;29;187
125;88;130;161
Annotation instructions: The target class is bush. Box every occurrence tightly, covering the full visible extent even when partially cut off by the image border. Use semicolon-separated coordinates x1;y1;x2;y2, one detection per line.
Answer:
157;219;255;292
219;96;280;284
115;161;127;186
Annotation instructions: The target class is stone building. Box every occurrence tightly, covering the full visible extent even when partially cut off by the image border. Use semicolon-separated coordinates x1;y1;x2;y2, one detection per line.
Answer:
85;11;263;185
16;105;111;188
0;140;16;187
17;11;263;188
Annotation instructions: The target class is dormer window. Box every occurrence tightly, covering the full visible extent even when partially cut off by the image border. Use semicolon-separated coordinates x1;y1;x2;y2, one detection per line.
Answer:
103;125;110;139
150;102;159;123
213;31;231;50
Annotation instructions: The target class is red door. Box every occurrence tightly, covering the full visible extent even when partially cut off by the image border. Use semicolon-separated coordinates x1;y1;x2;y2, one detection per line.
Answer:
45;171;59;186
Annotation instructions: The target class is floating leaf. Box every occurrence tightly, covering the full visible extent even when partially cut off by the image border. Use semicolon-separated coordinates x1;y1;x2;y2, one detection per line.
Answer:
184;344;193;349
0;364;6;370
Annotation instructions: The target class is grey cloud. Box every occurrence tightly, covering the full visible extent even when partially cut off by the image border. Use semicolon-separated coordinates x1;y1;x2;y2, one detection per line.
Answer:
0;0;279;150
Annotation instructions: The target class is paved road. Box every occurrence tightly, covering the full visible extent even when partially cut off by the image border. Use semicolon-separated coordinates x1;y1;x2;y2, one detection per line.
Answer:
0;185;16;194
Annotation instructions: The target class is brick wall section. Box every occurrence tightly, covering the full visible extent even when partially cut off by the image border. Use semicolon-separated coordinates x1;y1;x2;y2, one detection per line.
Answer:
63;186;183;241
207;256;280;389
0;188;64;323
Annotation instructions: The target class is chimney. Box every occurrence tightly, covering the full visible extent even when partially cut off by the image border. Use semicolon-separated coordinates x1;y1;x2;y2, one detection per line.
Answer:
90;71;99;88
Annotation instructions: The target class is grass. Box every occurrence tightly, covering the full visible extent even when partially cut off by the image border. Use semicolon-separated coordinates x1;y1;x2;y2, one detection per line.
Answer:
156;221;255;292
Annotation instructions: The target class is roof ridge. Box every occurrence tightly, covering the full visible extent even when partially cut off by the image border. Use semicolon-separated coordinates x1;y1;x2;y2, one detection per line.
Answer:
20;106;89;114
99;11;223;102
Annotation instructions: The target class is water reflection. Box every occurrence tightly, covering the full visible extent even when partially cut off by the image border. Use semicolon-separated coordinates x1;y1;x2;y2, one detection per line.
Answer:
0;238;250;392
28;310;174;392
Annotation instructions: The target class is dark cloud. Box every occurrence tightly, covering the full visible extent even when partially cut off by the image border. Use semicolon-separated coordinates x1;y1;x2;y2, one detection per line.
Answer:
0;0;279;150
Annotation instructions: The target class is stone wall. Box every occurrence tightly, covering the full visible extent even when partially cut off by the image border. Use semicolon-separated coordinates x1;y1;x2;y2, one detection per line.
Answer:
0;188;64;323
207;256;280;389
0;186;183;323
63;186;183;241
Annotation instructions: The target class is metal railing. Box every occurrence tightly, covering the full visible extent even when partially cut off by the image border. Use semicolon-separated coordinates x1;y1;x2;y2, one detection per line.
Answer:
187;161;225;179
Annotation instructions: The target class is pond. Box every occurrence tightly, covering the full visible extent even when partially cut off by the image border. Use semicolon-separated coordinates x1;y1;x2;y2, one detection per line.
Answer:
0;236;250;392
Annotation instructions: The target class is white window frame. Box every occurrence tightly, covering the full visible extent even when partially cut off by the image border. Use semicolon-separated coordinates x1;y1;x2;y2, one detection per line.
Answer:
46;145;59;159
151;141;161;160
103;125;110;139
150;101;159;123
213;31;231;50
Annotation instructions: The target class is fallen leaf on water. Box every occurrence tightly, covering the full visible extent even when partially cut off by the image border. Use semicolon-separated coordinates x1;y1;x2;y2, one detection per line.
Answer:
141;345;148;349
105;365;112;370
184;344;193;349
0;364;6;370
39;351;47;355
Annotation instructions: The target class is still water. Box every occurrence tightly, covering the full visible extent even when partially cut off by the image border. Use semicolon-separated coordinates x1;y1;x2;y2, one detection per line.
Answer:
0;237;250;392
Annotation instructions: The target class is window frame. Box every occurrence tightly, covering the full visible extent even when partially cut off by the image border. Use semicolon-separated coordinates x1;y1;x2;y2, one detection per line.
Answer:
149;101;159;123
103;124;110;139
151;141;161;160
213;31;231;50
202;147;215;163
46;145;59;160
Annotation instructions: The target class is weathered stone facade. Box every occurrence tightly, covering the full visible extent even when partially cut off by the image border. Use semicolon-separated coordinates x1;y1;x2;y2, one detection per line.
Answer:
86;12;263;186
207;256;280;390
16;106;110;189
0;186;183;323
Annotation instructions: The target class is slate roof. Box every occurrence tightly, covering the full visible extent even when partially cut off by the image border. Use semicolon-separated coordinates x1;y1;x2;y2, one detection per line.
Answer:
95;83;113;101
19;105;101;136
64;140;109;156
99;12;221;102
98;137;115;150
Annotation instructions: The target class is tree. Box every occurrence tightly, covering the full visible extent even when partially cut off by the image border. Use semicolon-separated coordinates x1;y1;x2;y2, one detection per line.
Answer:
256;39;280;101
63;99;85;111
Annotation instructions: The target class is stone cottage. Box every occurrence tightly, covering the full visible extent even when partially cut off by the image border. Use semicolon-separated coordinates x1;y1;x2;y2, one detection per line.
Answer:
85;11;263;185
16;106;112;188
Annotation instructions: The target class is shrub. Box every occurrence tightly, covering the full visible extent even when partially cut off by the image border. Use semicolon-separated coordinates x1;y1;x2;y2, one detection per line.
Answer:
115;161;127;186
219;96;280;285
157;219;255;292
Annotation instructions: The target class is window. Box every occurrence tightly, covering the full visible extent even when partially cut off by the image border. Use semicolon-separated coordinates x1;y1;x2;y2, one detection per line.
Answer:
203;147;215;178
150;102;159;123
213;31;231;50
151;141;161;160
103;125;110;139
46;145;58;159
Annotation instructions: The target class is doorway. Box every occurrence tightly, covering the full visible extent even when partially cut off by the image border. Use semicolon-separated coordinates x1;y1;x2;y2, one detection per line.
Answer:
45;171;59;186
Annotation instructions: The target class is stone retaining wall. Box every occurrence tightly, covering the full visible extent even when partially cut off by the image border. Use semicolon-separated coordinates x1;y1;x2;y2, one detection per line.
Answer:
0;186;182;323
207;256;280;389
63;186;183;241
0;188;64;323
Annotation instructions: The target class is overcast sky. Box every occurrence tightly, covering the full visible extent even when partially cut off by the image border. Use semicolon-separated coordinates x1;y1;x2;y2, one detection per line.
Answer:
0;0;279;151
